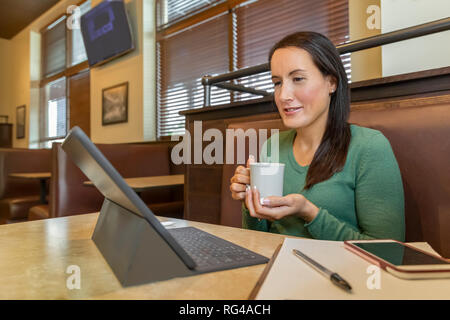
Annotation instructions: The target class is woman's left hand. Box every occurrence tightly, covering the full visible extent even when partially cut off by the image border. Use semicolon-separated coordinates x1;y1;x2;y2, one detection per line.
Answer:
245;186;320;223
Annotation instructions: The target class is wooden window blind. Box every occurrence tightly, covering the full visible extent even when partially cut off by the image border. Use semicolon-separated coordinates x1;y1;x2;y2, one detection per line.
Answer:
156;0;350;138
42;16;67;78
157;13;229;137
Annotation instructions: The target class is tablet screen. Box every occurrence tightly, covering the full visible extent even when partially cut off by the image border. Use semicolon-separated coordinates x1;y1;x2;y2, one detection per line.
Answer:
354;242;449;266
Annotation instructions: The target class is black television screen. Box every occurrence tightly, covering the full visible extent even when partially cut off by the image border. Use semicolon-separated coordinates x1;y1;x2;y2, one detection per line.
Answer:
80;0;134;67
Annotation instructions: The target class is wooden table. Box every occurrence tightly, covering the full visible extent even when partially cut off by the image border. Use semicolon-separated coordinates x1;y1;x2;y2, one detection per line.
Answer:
84;174;184;195
9;172;51;204
0;212;286;299
0;212;446;300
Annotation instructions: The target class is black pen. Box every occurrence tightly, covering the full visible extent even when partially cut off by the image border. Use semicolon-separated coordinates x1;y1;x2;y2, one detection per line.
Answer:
292;249;352;292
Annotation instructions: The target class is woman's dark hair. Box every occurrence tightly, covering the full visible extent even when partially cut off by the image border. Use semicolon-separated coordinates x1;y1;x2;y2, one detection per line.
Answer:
269;32;351;190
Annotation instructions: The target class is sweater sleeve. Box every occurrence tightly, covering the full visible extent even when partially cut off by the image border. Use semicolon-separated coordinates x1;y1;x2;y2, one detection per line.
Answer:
305;132;405;241
242;202;270;231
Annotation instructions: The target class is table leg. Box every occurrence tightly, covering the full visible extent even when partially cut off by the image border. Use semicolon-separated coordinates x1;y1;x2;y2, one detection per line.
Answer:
39;179;48;204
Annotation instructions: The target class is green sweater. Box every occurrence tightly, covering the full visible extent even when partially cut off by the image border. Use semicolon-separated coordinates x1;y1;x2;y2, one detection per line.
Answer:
242;124;405;241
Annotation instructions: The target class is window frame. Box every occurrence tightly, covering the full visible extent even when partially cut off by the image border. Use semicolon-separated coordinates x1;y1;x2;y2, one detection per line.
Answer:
39;0;91;148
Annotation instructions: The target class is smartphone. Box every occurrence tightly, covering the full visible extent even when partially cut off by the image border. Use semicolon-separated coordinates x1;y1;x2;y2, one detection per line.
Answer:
344;239;450;279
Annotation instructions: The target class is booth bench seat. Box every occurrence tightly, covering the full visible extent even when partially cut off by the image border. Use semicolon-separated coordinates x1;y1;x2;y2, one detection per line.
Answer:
28;142;184;221
220;102;450;258
0;148;51;224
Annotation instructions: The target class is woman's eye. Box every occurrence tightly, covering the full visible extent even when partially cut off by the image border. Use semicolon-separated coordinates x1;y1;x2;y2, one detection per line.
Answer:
293;77;304;82
273;81;281;87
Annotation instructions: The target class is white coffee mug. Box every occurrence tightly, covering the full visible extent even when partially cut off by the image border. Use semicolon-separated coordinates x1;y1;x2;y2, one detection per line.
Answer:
250;162;285;204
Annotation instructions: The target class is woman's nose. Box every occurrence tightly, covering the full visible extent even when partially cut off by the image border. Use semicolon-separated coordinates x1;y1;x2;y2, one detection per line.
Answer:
278;82;293;102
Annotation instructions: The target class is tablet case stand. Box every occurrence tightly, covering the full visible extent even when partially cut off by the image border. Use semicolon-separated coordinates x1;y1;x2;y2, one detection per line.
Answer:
92;198;194;287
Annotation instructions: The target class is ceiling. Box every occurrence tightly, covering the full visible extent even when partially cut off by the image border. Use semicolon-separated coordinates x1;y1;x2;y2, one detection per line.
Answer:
0;0;60;39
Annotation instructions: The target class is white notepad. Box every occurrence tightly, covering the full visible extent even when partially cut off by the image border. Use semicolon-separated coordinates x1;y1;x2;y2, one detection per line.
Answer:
255;238;450;300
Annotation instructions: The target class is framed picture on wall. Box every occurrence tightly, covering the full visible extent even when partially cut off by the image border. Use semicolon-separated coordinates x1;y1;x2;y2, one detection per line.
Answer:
102;82;128;126
16;105;25;139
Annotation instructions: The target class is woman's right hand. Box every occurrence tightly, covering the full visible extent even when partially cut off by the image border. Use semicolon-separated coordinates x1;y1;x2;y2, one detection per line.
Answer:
230;155;255;200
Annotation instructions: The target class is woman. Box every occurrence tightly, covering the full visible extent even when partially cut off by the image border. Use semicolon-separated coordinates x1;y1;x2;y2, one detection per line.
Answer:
229;32;405;241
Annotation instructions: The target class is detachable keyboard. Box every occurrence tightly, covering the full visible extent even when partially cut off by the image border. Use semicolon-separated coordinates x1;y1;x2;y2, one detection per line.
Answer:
168;227;268;272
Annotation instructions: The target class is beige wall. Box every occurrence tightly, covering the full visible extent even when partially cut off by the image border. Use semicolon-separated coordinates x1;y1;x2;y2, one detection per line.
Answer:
90;0;154;144
89;0;157;144
0;39;12;121
29;31;41;148
350;0;450;81
381;0;450;77
10;31;31;148
4;0;80;148
349;0;382;82
142;0;156;141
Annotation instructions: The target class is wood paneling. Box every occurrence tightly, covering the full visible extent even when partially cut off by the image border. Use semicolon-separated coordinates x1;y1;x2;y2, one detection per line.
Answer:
351;93;450;111
182;99;280;224
68;70;90;136
0;124;12;148
350;66;450;102
183;118;227;223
